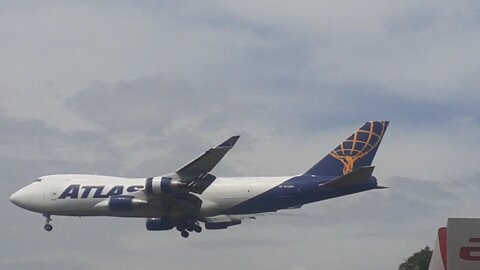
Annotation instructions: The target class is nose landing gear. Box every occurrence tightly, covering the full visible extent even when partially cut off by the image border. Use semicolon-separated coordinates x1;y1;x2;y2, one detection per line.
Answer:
43;214;53;232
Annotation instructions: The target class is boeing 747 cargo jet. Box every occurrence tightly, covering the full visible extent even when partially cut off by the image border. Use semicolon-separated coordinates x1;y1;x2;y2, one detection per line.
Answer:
10;121;388;238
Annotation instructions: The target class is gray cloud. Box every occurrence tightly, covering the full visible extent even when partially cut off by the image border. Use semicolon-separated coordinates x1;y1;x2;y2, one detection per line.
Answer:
2;1;480;270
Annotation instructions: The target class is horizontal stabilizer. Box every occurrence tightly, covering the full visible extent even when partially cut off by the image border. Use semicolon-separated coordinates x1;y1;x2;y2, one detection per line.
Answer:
321;166;375;189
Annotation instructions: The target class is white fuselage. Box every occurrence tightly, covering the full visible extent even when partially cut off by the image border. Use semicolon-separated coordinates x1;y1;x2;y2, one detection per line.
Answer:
10;174;291;218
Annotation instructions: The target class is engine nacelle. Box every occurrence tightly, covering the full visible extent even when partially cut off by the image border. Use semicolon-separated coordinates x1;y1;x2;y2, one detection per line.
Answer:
145;176;185;194
146;218;175;231
96;195;147;211
205;220;241;230
109;196;134;211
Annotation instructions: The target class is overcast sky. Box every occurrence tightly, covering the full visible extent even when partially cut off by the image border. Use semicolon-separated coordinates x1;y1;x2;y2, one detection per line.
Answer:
1;1;480;269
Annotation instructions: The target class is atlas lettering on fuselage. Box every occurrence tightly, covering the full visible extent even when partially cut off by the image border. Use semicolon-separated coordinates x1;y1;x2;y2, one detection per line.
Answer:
58;184;144;199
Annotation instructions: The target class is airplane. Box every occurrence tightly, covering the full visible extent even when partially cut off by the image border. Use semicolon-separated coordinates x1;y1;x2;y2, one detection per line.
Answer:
10;121;389;238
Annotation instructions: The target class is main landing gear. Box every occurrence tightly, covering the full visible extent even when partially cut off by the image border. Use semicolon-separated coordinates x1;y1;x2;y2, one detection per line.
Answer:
177;220;202;238
43;214;53;232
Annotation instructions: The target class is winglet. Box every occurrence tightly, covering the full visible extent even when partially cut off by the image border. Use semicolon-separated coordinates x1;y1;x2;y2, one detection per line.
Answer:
218;135;240;148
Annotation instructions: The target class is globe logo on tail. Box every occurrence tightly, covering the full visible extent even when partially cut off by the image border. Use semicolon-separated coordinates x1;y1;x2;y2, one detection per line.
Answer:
330;121;388;175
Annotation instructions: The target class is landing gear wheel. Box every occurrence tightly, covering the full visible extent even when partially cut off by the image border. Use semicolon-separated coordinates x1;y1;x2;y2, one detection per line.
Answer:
44;224;53;231
43;213;52;232
193;225;202;233
180;231;189;238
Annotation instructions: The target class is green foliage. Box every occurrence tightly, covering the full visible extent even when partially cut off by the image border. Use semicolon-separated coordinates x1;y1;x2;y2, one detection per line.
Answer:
399;246;433;270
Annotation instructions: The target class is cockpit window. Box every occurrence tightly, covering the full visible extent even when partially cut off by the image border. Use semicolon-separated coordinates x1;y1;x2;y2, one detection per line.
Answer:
35;179;42;182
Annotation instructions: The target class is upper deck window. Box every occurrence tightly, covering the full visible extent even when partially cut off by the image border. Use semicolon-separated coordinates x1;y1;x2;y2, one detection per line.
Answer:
35;179;42;182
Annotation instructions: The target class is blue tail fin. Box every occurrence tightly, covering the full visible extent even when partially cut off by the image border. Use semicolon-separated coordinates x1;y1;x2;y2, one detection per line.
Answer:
303;121;389;176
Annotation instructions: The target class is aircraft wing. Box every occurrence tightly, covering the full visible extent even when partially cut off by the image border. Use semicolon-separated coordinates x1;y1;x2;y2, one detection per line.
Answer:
321;166;375;188
175;135;240;182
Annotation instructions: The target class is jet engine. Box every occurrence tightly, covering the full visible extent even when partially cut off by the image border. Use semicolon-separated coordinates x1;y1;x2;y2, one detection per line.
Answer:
146;217;175;231
109;195;135;211
145;177;185;194
93;195;147;211
205;220;241;230
108;195;147;211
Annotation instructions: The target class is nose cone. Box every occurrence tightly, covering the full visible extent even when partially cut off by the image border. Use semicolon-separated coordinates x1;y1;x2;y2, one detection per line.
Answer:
10;188;30;209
